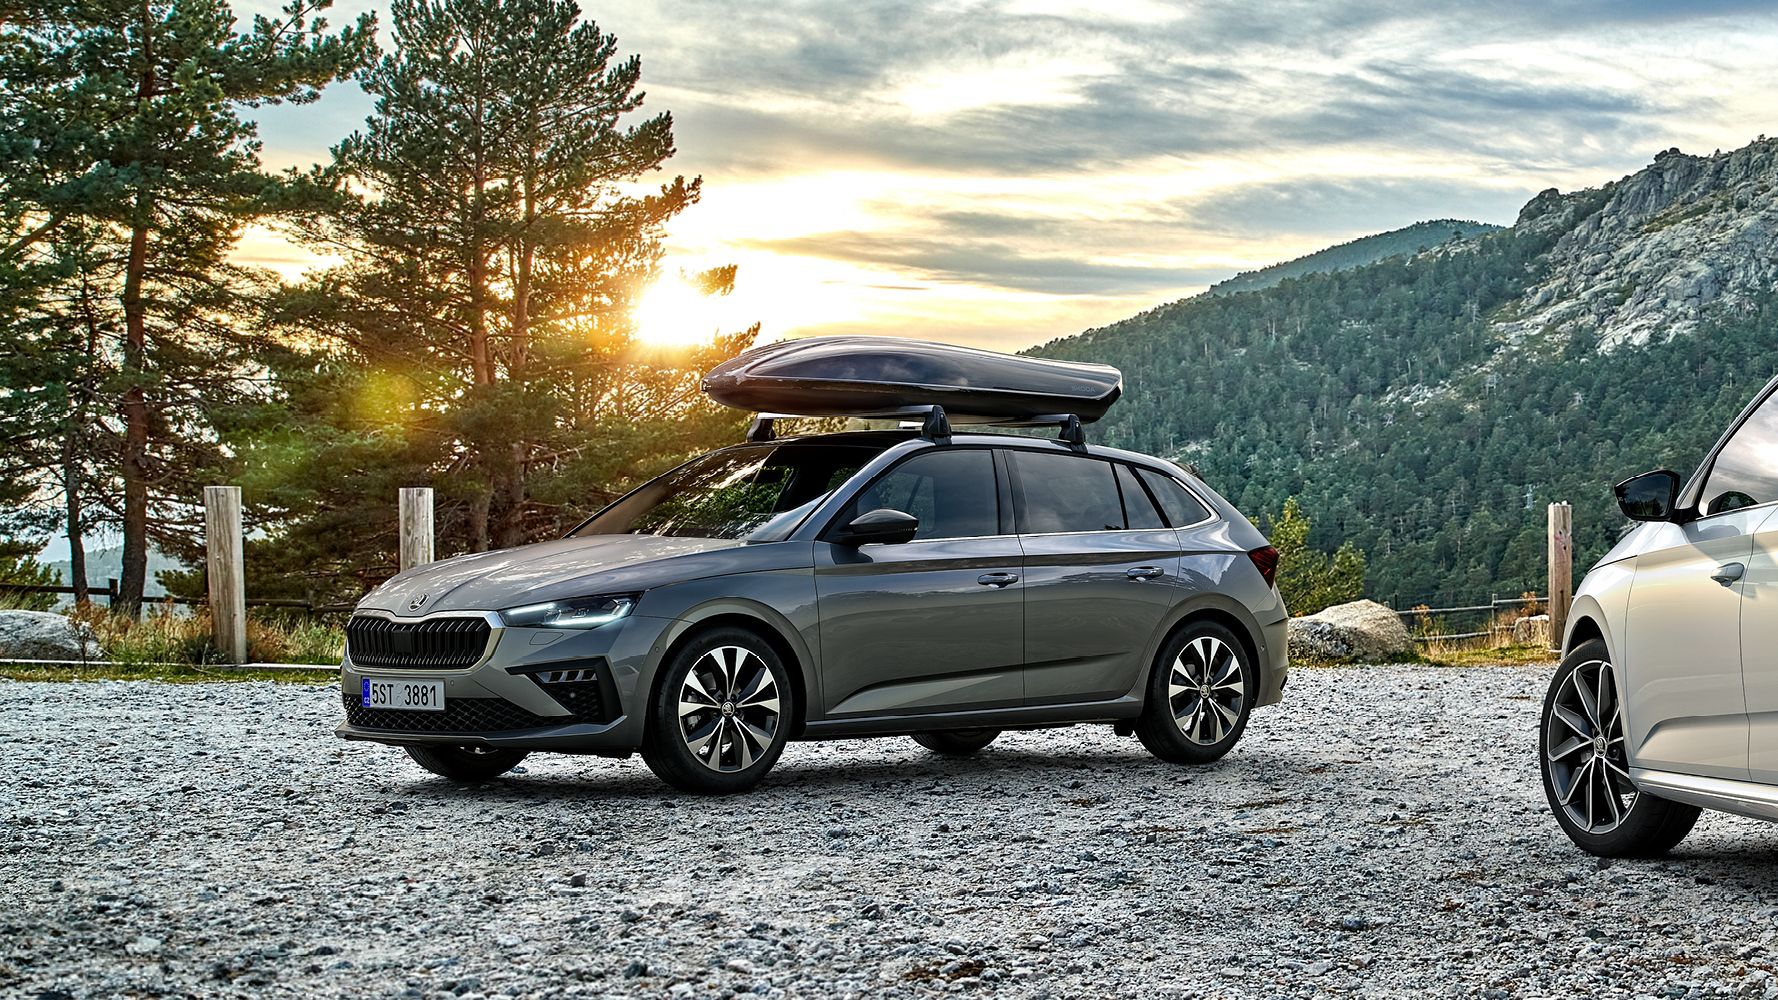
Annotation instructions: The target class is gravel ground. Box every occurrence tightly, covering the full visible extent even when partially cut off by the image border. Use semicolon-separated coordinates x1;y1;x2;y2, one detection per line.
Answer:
6;664;1778;1000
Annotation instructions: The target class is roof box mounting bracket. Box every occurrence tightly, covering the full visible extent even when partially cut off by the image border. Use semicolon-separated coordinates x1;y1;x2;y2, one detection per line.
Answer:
990;412;1086;448
1058;413;1084;449
746;415;776;443
921;405;952;444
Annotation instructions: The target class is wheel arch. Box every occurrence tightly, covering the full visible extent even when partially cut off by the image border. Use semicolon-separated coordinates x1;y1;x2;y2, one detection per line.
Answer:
1137;598;1266;699
1562;595;1614;661
643;603;815;740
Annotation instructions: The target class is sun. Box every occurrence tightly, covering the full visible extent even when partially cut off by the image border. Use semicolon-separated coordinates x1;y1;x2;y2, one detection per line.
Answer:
632;274;725;347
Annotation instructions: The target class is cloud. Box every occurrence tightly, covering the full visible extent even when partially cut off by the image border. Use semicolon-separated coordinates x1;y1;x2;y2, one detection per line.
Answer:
743;230;1234;295
247;0;1778;348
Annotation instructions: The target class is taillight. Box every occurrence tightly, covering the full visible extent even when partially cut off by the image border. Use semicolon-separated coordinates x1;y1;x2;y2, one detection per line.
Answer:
1247;546;1279;588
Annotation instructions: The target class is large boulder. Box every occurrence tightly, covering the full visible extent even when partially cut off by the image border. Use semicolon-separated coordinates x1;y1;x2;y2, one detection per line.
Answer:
1287;599;1414;664
1513;614;1552;647
0;610;101;660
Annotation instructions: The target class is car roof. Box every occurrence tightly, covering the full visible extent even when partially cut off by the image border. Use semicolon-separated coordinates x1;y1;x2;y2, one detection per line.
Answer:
759;428;1189;477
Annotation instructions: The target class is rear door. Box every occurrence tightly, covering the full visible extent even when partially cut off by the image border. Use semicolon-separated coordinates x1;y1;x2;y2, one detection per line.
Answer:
1009;449;1182;704
813;447;1025;717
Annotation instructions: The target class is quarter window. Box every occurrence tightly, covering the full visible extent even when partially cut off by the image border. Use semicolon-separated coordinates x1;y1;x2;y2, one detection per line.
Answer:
1011;451;1127;533
839;449;1000;540
1701;393;1778;516
1138;468;1212;527
1116;464;1168;530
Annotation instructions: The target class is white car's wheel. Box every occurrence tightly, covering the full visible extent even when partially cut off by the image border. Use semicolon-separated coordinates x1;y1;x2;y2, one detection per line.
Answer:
1540;638;1699;856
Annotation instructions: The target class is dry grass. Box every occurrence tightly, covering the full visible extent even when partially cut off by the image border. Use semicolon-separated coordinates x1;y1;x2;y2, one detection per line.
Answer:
62;602;344;666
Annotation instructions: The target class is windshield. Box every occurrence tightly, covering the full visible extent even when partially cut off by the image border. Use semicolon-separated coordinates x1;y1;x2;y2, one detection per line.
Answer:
573;442;884;541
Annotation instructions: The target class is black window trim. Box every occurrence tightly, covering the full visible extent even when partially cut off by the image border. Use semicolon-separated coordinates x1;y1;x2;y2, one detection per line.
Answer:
1004;449;1191;537
816;444;1011;543
1134;465;1218;530
1683;376;1778;524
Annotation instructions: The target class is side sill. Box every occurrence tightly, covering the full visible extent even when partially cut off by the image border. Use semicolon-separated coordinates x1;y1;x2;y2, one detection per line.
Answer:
1632;768;1778;823
801;697;1142;739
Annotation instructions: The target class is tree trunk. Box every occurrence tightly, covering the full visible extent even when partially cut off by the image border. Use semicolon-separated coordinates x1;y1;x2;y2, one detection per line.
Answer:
117;0;155;616
118;184;152;615
491;166;536;550
468;489;491;553
63;429;88;606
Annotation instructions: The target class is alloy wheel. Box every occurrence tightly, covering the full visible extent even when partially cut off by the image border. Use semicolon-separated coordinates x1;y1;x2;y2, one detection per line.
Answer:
677;645;782;772
1545;658;1636;834
1167;635;1245;745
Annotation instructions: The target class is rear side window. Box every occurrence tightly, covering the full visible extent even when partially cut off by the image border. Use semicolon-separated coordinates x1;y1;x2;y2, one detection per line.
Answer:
1010;451;1126;533
1701;393;1778;516
1138;468;1212;527
1115;464;1168;530
840;449;1000;540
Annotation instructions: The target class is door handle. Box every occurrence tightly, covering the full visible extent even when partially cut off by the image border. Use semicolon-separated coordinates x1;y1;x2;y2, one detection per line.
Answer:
1125;566;1165;581
977;572;1019;588
1712;562;1746;587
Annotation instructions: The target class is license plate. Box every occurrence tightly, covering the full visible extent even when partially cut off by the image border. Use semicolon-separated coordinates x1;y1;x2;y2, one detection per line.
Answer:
360;678;445;712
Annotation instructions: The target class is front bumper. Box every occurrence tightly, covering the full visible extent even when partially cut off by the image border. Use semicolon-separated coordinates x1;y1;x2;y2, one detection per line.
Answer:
335;612;674;752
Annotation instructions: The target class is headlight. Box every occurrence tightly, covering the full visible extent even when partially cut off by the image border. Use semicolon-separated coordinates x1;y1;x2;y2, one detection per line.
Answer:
499;595;637;629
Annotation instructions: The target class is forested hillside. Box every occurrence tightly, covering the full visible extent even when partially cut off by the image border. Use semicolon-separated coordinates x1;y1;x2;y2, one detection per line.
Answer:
1033;139;1778;606
1207;219;1500;296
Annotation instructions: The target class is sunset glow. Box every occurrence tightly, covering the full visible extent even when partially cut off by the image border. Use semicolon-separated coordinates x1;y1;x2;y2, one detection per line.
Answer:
241;0;1778;352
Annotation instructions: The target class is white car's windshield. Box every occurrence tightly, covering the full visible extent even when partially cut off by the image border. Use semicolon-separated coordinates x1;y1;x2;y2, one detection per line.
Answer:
573;442;884;541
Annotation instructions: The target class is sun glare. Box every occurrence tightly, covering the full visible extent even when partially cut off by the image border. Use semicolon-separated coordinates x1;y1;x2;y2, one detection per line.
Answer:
632;275;726;347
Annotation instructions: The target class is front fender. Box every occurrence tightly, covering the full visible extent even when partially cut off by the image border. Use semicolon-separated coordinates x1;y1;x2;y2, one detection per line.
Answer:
641;595;824;733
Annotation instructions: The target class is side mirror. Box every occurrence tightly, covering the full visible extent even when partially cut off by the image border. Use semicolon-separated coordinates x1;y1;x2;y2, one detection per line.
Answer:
1615;470;1681;522
836;508;919;546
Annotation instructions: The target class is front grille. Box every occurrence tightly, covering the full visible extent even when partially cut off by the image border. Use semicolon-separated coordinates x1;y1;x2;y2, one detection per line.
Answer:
346;615;491;670
340;689;561;734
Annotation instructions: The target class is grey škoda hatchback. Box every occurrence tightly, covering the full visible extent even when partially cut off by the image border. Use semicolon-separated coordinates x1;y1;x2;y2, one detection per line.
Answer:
338;427;1289;793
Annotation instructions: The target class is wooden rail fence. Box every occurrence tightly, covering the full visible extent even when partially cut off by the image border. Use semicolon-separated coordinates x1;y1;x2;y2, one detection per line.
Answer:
11;493;1576;660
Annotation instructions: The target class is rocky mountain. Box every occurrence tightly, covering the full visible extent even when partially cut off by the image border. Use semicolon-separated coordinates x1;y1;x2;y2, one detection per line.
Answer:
1208;219;1501;296
1031;137;1778;606
1502;144;1778;349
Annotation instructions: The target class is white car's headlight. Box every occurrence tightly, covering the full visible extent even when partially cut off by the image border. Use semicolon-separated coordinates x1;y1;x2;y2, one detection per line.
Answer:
499;595;637;629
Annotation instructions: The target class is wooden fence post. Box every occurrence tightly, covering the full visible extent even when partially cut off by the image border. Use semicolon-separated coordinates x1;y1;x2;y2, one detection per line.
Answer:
399;488;435;573
1547;501;1573;653
204;486;247;665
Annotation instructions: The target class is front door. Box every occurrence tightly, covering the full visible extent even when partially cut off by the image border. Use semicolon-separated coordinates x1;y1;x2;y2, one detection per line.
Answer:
1007;449;1181;704
1624;390;1778;779
814;447;1025;717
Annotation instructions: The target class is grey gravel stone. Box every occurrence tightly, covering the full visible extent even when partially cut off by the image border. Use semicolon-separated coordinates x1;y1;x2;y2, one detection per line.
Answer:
4;666;1777;998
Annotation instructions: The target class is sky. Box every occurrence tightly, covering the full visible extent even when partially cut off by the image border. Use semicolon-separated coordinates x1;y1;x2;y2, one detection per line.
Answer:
241;0;1778;352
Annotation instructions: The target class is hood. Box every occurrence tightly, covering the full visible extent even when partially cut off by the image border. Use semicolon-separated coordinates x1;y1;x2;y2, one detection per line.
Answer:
359;534;747;615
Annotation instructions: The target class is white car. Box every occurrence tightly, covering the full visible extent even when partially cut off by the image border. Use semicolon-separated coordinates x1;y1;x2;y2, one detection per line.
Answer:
1543;375;1778;855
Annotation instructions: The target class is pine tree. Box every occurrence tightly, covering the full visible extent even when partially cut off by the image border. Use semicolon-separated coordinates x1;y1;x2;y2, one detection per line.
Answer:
0;0;374;613
262;0;752;581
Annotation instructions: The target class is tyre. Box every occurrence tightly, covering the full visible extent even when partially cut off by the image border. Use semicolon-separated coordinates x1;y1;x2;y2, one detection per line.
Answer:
404;744;529;782
641;627;795;794
1540;638;1700;857
1135;622;1257;765
912;729;1000;756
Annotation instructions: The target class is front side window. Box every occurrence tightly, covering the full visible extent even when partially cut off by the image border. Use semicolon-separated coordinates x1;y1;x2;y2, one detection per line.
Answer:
1701;393;1778;516
576;443;878;541
1011;451;1126;533
838;449;1000;541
